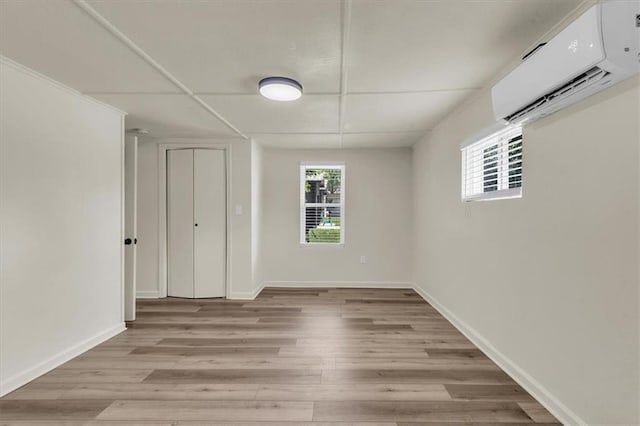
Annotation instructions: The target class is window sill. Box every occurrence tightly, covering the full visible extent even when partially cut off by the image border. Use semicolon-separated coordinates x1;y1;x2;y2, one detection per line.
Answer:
299;243;345;248
463;187;522;202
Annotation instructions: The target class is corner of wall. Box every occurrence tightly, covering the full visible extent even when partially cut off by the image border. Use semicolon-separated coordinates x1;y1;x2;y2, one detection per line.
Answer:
0;323;125;397
229;282;265;300
136;290;160;299
411;282;586;425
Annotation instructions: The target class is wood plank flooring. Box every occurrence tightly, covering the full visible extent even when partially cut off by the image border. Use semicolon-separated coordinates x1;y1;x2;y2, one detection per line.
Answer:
0;287;559;424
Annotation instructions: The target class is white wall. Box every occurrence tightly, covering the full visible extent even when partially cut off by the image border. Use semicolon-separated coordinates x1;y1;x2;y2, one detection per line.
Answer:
412;76;639;424
251;140;264;295
229;140;253;296
135;138;160;298
261;147;412;286
0;58;125;395
134;138;254;298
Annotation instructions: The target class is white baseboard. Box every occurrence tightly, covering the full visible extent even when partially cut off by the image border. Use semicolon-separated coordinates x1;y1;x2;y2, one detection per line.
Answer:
228;283;265;300
227;281;412;300
411;283;585;426
264;281;413;289
0;322;126;397
136;290;160;299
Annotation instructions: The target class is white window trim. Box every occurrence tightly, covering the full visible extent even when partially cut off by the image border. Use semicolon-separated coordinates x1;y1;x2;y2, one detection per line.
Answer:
299;162;345;247
462;187;522;202
461;125;523;202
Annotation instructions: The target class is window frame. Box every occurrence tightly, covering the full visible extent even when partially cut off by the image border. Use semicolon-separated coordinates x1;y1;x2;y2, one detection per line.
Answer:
299;162;345;247
461;125;523;202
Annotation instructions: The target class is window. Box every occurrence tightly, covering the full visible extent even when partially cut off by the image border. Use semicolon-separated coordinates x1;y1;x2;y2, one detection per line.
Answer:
300;163;345;245
461;125;523;201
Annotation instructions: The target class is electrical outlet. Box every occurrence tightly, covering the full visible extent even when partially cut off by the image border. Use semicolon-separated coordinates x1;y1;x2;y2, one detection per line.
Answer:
360;255;367;264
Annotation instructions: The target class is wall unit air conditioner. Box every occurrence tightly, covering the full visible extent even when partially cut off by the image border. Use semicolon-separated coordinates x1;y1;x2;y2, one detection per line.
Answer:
492;1;640;125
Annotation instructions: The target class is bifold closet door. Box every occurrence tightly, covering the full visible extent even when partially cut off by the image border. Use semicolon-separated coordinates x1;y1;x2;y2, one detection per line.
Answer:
167;149;226;298
167;149;195;298
194;149;226;298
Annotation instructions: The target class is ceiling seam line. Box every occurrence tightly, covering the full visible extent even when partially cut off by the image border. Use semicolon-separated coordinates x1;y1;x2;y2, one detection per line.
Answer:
83;89;480;96
338;0;352;148
249;130;430;135
72;0;248;140
348;88;482;95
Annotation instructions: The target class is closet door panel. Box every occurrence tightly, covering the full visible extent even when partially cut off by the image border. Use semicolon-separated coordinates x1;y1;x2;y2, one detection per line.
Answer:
167;149;194;298
193;149;226;298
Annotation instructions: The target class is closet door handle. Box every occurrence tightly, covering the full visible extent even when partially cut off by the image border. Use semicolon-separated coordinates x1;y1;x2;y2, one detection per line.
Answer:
194;223;198;227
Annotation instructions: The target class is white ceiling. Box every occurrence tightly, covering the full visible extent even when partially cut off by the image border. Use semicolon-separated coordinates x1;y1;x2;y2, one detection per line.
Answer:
0;0;583;148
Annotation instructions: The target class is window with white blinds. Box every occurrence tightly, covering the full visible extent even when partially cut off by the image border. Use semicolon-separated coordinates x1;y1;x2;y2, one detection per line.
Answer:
461;125;523;201
300;163;345;245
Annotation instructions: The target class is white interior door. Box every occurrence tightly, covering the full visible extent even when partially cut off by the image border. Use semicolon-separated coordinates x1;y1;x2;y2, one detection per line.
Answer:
167;149;195;298
124;135;138;320
193;149;226;298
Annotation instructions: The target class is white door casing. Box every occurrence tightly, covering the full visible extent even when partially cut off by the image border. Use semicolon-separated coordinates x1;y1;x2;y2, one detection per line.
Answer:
124;134;138;320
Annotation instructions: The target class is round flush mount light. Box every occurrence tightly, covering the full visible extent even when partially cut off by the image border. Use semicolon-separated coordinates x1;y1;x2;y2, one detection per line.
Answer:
126;128;149;135
258;76;303;101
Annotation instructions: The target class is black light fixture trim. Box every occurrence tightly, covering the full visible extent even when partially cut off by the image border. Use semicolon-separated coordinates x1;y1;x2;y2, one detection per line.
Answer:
258;76;303;91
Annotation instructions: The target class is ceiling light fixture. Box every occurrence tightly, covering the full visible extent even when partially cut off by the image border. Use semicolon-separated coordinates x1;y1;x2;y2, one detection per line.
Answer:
258;76;303;101
126;128;149;135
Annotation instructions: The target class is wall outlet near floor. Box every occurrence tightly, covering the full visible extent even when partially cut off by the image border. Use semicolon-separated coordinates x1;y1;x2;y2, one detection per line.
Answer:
360;255;367;264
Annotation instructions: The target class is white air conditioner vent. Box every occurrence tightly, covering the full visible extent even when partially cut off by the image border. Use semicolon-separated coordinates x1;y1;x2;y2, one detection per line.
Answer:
504;67;610;123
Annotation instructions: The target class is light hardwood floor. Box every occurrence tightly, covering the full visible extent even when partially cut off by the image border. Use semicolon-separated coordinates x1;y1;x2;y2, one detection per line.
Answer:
0;287;559;424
